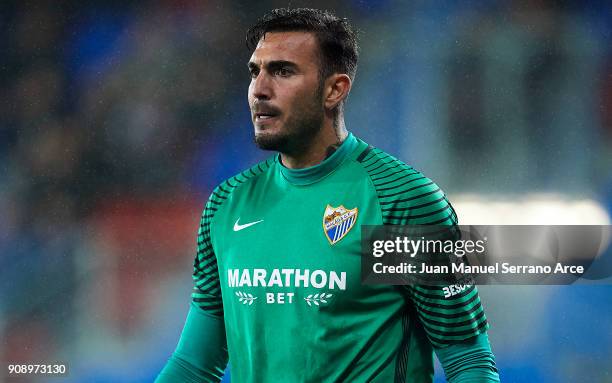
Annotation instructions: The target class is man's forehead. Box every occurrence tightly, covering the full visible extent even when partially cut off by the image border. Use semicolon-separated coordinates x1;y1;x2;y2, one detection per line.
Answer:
250;31;318;64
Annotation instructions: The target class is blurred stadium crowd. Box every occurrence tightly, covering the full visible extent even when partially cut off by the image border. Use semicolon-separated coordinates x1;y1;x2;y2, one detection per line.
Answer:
0;1;611;382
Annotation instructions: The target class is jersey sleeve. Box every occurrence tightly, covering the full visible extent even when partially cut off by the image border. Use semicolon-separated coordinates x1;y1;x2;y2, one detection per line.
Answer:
155;303;228;382
403;184;490;348
156;191;228;382
434;332;499;382
357;148;490;348
192;190;224;316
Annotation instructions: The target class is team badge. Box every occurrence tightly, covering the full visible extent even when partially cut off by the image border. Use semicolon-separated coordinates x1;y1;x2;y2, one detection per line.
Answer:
323;205;358;245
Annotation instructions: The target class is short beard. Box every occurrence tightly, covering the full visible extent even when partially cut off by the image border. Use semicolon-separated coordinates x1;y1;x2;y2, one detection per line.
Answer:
254;82;325;155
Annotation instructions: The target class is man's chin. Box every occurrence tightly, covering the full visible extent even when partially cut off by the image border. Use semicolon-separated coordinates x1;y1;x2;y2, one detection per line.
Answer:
254;132;290;152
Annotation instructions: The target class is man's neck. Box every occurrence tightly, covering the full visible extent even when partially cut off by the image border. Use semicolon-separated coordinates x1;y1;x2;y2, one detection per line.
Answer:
281;120;348;169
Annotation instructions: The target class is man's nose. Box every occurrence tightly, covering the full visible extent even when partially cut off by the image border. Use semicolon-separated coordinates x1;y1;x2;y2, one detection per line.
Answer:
251;73;273;100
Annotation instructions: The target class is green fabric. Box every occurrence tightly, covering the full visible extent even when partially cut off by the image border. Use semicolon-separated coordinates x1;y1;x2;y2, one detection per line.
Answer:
435;333;500;382
167;133;493;382
155;303;227;383
279;132;359;185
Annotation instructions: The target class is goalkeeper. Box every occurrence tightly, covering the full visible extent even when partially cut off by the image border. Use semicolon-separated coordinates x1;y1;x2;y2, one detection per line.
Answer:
157;8;500;383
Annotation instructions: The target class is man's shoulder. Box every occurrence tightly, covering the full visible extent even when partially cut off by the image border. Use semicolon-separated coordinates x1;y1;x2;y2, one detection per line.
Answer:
352;142;455;225
205;156;276;208
352;143;424;188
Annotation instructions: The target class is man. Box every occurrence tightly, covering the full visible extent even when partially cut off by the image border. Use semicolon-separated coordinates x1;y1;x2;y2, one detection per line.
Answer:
157;8;499;383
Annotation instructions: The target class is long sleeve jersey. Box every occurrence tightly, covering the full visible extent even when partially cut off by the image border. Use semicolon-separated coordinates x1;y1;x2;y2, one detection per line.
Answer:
157;133;499;382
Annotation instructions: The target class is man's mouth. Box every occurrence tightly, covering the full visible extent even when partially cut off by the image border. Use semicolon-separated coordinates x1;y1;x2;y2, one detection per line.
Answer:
254;112;280;123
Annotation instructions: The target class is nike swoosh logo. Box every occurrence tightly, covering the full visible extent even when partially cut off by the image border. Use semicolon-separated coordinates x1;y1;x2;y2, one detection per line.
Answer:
233;218;264;232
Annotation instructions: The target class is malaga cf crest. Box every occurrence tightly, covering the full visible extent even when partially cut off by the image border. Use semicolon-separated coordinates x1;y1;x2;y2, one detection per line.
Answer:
323;204;358;245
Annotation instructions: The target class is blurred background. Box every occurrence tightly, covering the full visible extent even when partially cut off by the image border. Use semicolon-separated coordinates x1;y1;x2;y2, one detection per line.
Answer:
1;1;611;382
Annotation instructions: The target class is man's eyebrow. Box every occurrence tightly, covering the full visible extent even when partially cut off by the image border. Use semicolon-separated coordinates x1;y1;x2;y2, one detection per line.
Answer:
247;60;298;71
267;60;298;69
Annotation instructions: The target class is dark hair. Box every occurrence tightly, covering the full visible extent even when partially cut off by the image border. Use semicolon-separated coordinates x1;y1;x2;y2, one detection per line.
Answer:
246;8;359;82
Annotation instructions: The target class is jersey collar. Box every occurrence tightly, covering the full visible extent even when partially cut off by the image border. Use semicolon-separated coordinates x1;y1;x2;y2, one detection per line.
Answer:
278;132;358;185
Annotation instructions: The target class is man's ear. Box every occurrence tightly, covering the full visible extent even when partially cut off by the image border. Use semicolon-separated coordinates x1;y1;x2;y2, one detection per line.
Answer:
324;74;352;110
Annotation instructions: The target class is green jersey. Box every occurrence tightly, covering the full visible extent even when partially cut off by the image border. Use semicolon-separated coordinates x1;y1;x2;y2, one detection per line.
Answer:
193;133;489;382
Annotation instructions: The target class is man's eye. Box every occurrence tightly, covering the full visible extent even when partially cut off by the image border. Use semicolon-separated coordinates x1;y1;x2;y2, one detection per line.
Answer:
274;68;291;77
249;70;259;79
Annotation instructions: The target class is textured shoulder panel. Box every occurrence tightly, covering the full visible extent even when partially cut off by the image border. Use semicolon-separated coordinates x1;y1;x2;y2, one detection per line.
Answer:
356;147;457;226
208;157;276;212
